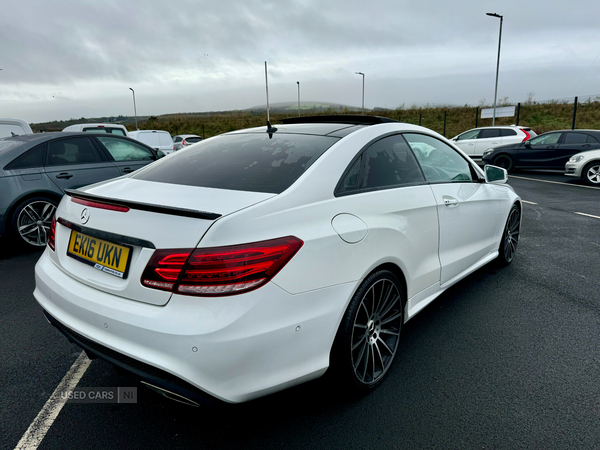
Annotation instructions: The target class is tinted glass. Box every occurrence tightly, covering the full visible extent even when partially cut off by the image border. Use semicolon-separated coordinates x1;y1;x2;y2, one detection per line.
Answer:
361;135;424;189
338;157;361;194
185;137;202;143
530;133;561;145
563;132;589;144
500;129;517;136
479;129;502;139
404;133;474;182
132;133;338;194
97;136;154;161
174;137;182;142
47;137;102;165
587;135;599;143
9;145;46;169
456;130;479;141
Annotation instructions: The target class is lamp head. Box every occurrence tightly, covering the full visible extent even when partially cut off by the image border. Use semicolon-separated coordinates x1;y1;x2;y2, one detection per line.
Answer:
486;12;502;18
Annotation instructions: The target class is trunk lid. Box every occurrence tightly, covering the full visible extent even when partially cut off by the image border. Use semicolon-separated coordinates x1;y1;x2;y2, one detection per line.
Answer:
50;178;275;305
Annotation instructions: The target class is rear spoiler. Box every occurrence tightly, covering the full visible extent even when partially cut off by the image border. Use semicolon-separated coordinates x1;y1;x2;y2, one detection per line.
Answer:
65;189;221;221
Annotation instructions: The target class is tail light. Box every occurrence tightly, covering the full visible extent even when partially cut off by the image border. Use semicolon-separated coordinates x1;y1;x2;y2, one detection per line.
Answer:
71;197;130;212
141;236;303;296
521;129;531;142
48;215;57;251
182;139;187;146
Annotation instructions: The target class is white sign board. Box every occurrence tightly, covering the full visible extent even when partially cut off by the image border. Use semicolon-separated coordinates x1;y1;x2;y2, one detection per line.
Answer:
481;106;515;119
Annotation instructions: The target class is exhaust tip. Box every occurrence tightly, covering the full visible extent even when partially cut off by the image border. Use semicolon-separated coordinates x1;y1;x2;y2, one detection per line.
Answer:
140;381;200;407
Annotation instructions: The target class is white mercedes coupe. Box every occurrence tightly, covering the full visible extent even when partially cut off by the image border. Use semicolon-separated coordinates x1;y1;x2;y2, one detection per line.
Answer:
34;116;521;405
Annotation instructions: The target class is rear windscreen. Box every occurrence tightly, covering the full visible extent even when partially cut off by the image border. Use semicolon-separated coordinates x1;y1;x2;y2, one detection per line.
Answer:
83;127;127;136
185;137;202;143
132;132;339;193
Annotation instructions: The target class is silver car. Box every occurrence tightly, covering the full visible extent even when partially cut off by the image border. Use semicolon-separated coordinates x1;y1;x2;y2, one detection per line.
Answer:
0;132;162;249
172;134;202;151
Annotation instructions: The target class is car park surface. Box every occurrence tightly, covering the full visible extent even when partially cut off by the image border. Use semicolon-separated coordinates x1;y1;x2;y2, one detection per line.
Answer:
0;132;162;249
2;170;599;449
482;129;600;171
34;116;520;404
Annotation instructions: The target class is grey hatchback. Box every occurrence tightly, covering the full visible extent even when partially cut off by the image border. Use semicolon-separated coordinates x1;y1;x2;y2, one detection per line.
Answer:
0;132;162;249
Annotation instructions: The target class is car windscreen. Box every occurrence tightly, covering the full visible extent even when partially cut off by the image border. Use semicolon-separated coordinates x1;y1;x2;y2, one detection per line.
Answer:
131;133;339;193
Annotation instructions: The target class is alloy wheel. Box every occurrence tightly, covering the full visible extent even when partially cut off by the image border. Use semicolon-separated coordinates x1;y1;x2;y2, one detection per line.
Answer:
350;278;402;385
503;207;520;263
17;200;57;247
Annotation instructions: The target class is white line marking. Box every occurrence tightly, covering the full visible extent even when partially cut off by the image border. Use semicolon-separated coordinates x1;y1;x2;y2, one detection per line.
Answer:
14;352;91;450
575;212;600;220
522;200;538;205
509;175;600;190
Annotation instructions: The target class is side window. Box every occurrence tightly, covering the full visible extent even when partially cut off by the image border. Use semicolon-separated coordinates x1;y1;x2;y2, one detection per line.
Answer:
500;129;517;136
9;145;46;169
361;135;425;190
530;133;561;146
479;129;502;139
96;136;154;161
338;157;361;194
563;133;589;144
587;135;599;144
456;130;480;141
174;137;182;143
47;138;102;166
404;133;475;183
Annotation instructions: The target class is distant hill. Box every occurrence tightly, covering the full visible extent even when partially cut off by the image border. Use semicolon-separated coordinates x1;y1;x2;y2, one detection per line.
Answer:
245;101;363;113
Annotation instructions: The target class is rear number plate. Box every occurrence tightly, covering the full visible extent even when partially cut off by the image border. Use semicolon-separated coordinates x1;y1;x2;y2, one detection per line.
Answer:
67;230;131;279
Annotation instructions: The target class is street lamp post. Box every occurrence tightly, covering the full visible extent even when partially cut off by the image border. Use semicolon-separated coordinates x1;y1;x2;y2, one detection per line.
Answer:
129;87;138;130
297;81;300;117
355;72;365;115
486;12;503;126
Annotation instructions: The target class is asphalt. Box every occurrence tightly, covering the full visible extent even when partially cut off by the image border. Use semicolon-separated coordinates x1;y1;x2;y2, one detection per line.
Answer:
1;171;599;450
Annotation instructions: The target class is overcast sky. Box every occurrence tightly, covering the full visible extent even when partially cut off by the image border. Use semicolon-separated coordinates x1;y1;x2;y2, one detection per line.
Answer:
2;0;600;123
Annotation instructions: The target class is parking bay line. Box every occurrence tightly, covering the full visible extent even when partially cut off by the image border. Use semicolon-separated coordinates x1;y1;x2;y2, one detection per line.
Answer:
522;200;538;205
575;212;600;220
14;352;91;450
509;175;600;190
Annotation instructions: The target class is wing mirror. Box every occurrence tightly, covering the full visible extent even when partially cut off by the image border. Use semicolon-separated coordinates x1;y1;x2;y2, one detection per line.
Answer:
484;165;508;184
524;140;532;148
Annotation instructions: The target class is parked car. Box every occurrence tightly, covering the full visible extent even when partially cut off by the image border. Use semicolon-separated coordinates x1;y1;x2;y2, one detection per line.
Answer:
172;134;202;151
481;129;600;171
565;149;600;185
62;123;129;136
0;118;33;138
34;115;521;405
450;125;536;160
129;130;174;155
0;132;163;248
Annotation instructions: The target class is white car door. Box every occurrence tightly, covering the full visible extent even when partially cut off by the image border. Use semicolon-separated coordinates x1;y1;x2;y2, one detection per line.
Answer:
452;129;480;156
404;133;503;285
474;128;503;158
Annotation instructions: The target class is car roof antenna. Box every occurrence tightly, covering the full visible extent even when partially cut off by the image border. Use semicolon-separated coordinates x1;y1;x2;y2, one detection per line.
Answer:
264;61;277;137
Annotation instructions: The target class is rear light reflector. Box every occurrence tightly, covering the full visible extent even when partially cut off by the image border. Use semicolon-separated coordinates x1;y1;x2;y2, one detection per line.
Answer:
71;197;130;212
141;237;303;296
521;129;531;142
48;215;57;251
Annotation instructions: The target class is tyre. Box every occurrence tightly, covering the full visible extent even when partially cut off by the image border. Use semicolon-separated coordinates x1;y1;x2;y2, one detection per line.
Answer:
493;154;514;172
582;161;600;186
331;270;405;391
10;197;58;249
496;204;520;267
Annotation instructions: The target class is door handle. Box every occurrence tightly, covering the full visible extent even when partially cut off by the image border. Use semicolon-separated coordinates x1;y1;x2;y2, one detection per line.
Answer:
55;173;73;179
121;167;135;174
442;196;459;207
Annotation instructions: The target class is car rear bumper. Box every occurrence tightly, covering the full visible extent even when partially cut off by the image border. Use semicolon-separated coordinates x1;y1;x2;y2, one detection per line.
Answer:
34;249;355;403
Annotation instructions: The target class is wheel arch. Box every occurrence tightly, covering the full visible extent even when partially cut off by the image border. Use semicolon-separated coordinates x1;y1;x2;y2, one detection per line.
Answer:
4;190;63;233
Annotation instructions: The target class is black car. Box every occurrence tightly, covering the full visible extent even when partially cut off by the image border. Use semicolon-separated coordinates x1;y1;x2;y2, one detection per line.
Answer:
0;132;163;249
481;129;600;172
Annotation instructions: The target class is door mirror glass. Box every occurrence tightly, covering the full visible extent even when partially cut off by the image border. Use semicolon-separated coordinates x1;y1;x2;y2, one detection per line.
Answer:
484;165;508;184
